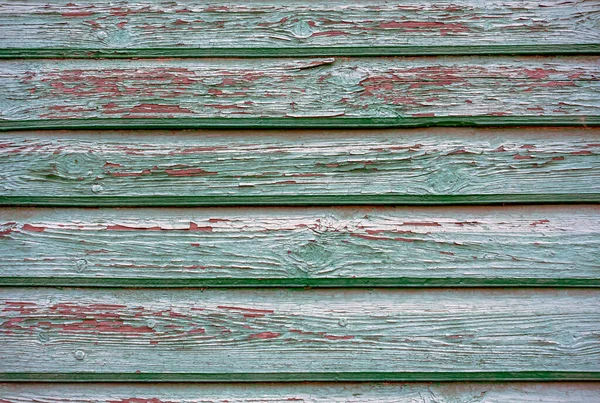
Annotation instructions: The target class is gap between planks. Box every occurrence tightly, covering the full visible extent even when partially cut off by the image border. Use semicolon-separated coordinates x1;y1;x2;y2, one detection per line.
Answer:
2;45;600;59
1;117;599;133
1;372;600;383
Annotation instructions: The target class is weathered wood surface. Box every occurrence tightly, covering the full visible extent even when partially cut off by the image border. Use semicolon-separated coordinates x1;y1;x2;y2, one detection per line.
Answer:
1;128;599;206
1;57;599;131
1;205;599;287
1;1;599;58
1;288;599;381
2;382;600;402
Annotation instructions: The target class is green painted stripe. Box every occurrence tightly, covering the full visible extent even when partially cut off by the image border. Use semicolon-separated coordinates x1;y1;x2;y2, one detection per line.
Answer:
1;45;600;59
1;277;599;288
1;195;598;207
1;117;597;132
1;372;599;382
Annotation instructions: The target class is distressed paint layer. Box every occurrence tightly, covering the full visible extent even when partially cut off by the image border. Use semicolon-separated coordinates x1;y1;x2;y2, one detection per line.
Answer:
0;0;599;57
1;382;600;402
0;57;598;126
0;205;598;286
0;128;599;205
1;288;599;379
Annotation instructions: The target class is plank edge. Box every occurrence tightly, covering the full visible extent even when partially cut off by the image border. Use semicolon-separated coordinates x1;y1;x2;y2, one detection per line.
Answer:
1;277;600;288
1;372;599;382
1;44;599;58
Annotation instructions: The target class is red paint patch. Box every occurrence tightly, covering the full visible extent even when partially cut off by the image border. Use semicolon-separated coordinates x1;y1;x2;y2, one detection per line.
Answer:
52;319;155;334
379;21;469;33
204;6;229;12
209;218;230;223
531;219;550;226
62;11;94;17
0;227;14;237
189;222;213;232
313;30;348;37
323;334;354;340
448;149;468;155
522;68;555;79
249;332;280;339
22;224;45;232
165;168;217;177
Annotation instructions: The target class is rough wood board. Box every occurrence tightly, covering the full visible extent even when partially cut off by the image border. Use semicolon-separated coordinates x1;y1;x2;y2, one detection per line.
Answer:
1;1;599;57
1;205;599;287
1;128;599;206
0;57;598;131
2;382;600;402
1;288;599;381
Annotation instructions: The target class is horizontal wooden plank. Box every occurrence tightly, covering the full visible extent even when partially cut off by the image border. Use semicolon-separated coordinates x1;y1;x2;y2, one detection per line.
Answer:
1;288;599;381
1;128;599;206
0;205;599;287
1;1;599;57
0;57;598;130
2;382;600;402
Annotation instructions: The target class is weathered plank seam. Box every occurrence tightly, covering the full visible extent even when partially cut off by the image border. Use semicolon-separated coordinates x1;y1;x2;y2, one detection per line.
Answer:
1;117;599;132
2;45;600;59
1;372;600;382
1;278;600;288
1;195;599;207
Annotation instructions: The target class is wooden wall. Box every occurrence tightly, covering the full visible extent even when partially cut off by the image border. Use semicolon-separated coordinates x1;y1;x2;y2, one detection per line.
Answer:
1;1;599;401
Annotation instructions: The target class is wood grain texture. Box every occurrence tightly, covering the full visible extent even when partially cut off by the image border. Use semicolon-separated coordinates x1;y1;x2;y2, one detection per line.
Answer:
2;382;600;402
1;1;599;57
1;205;599;287
1;128;599;206
1;288;599;381
0;57;598;131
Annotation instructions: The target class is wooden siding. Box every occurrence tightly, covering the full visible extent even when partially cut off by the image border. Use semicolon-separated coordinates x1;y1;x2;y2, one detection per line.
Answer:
1;288;600;381
0;205;598;287
0;57;599;131
1;128;599;206
2;382;600;402
1;1;599;58
0;0;599;398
